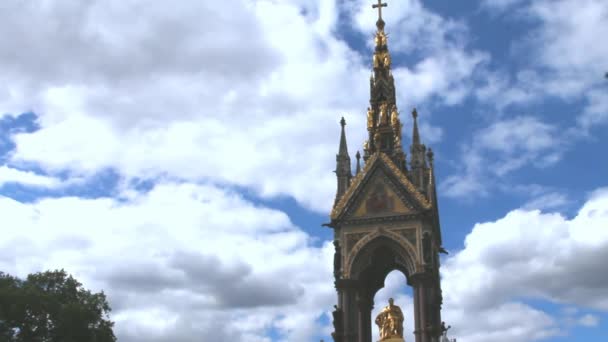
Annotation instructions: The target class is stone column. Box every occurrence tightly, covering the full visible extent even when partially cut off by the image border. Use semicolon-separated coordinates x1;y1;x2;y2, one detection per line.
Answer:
336;279;359;341
357;295;373;342
413;285;422;342
411;274;431;342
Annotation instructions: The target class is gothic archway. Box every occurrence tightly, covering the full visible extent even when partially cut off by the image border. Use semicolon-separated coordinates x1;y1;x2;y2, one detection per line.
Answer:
372;271;414;342
344;232;418;342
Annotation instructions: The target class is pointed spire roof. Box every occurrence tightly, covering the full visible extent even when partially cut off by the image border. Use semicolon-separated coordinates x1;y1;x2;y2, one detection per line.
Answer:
412;108;421;146
362;1;406;170
338;116;349;157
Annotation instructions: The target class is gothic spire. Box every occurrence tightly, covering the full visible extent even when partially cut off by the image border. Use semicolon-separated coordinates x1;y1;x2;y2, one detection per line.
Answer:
334;117;352;206
338;117;349;156
412;108;421;146
410;108;427;190
362;1;406;171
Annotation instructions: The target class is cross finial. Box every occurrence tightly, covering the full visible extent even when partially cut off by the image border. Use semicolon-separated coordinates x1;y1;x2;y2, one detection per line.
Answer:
372;0;388;20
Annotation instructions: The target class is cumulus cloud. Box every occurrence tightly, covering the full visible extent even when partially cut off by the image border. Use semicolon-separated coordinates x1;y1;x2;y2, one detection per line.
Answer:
441;115;563;198
0;182;334;341
477;0;608;125
0;165;64;187
578;314;600;327
0;0;486;213
441;188;608;341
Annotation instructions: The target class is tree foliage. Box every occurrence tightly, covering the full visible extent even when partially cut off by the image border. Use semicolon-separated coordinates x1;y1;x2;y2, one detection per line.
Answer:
0;269;116;342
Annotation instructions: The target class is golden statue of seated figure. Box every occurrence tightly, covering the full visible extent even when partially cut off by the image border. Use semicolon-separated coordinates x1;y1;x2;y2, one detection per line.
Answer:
375;298;405;342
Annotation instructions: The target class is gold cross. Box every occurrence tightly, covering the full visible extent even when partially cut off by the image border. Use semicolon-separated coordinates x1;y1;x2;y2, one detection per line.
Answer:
372;0;388;20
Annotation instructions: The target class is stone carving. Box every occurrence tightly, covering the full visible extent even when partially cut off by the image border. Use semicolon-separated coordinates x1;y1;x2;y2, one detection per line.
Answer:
331;305;344;342
333;240;341;280
422;232;432;265
346;232;367;253
397;229;418;249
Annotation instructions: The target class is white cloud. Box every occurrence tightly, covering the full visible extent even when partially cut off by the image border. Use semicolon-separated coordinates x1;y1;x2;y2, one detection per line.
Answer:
441;188;608;341
0;182;335;342
441;116;563;198
480;0;528;12
0;0;486;213
522;191;570;211
477;0;608;127
578;314;600;327
579;88;608;130
0;165;63;187
445;302;560;342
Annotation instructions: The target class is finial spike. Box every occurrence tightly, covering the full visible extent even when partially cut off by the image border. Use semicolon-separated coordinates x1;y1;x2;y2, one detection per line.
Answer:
372;0;388;30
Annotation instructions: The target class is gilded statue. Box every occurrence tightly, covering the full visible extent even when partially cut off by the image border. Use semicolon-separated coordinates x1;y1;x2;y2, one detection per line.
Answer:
383;52;391;67
375;298;404;341
375;31;388;47
373;53;380;68
394;127;402;148
367;107;374;128
378;103;389;126
390;105;399;128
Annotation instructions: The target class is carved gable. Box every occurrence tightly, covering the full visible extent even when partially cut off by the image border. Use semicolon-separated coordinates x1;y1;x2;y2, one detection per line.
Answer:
331;152;431;220
350;169;413;218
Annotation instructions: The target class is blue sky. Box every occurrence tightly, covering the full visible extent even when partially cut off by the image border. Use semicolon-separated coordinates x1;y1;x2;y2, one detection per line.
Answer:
1;1;607;341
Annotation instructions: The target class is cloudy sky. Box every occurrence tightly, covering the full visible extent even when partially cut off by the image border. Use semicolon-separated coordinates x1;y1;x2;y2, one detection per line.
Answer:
1;0;607;341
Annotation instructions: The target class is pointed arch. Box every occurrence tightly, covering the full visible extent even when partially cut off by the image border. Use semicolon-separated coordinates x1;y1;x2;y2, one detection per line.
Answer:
344;228;418;280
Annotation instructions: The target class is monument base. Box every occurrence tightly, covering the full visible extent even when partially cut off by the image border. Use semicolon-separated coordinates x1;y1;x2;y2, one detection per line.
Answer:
379;338;405;342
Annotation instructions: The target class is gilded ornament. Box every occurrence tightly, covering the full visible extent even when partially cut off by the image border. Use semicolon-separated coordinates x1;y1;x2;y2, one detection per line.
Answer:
367;107;374;128
394;130;402;148
374;132;382;148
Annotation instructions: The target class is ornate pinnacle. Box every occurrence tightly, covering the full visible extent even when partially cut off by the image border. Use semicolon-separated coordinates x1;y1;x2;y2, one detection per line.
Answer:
427;148;434;166
412;108;421;146
338;117;349;157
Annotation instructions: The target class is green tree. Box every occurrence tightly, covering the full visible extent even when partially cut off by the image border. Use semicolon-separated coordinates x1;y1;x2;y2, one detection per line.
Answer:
0;269;116;342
